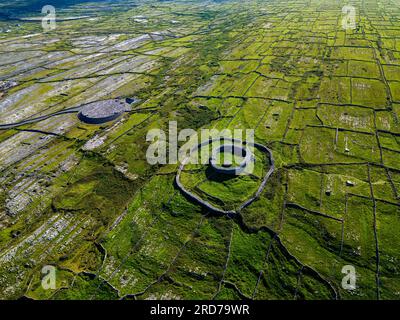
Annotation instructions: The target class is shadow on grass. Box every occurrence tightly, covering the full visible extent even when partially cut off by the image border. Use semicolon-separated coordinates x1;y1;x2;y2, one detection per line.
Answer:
205;166;239;183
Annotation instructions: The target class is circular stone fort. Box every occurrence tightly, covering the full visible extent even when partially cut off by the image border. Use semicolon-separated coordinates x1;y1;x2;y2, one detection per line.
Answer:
209;144;254;175
77;99;129;124
175;138;275;215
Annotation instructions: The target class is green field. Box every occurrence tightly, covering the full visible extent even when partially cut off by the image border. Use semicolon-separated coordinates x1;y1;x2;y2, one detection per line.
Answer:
0;0;399;300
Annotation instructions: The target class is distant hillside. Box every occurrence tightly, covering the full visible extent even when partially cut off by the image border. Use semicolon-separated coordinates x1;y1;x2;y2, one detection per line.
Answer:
0;0;107;18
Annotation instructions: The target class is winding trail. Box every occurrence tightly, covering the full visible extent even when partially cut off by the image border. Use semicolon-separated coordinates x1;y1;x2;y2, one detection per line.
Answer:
0;106;81;130
0;98;139;130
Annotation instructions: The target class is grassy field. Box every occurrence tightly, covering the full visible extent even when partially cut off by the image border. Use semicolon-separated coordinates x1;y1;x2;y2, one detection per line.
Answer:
0;0;399;300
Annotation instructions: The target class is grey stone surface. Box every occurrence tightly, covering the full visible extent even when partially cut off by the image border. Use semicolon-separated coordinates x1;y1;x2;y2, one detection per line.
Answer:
78;99;130;124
